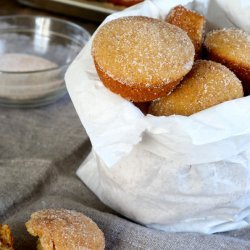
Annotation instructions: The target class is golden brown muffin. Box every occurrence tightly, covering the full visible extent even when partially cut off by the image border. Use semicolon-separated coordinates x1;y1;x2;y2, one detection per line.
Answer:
149;60;243;116
166;5;205;59
26;209;105;250
92;16;195;102
0;224;14;250
204;28;250;95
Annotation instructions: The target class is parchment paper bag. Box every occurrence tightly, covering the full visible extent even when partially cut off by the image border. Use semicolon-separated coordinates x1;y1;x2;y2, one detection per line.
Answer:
65;0;250;234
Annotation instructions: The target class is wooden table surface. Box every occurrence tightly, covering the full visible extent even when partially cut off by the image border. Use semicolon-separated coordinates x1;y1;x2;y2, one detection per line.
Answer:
0;0;97;34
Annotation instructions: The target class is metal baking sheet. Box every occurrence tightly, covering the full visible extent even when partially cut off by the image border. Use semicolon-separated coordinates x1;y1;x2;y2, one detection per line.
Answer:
18;0;125;22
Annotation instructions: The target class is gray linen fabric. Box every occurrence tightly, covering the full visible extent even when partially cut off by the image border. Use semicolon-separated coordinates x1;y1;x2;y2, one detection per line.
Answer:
1;95;250;250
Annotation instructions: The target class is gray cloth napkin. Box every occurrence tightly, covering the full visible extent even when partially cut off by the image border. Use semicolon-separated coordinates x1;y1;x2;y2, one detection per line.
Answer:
1;95;250;250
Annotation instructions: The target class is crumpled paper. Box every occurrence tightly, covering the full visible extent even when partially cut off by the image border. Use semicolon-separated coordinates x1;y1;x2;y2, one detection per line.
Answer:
65;0;250;233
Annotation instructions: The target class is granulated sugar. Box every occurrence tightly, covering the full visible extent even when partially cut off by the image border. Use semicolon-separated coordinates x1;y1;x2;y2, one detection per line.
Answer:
0;53;63;101
0;53;58;72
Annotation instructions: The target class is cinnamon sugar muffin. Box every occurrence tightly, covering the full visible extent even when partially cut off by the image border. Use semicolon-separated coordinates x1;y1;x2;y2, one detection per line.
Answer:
149;60;243;116
92;16;195;102
26;209;105;250
166;5;205;59
204;29;250;95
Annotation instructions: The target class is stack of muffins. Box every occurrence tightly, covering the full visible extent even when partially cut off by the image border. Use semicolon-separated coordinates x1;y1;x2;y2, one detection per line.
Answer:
92;5;249;116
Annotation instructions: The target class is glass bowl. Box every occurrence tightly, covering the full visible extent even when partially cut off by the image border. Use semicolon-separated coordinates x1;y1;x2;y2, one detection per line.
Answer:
0;15;90;107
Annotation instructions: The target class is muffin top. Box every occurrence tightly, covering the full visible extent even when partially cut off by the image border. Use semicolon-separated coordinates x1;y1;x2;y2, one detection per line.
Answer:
149;60;243;116
204;28;250;66
92;16;195;87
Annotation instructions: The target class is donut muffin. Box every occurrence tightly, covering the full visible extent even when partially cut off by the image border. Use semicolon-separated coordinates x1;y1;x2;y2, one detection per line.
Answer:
149;60;243;116
92;16;195;102
204;29;250;95
26;209;105;250
166;5;205;59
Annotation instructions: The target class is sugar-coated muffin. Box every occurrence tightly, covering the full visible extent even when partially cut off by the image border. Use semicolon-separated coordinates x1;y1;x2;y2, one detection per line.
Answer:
26;209;105;250
92;16;195;102
149;60;243;116
204;28;250;95
166;5;205;59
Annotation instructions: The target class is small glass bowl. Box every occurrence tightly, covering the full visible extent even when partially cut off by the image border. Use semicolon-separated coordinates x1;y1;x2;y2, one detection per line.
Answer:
0;15;90;107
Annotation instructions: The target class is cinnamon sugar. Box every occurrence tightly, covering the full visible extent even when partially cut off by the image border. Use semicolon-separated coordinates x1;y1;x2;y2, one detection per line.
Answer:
0;53;63;101
0;53;57;72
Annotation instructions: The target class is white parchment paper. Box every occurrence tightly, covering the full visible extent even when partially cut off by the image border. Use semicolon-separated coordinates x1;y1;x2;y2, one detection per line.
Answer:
65;0;250;233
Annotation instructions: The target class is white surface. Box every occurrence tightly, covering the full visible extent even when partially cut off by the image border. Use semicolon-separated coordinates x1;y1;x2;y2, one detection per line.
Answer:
66;0;250;233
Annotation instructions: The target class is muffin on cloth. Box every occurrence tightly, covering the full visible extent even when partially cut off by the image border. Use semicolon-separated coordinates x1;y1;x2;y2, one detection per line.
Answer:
26;209;105;250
